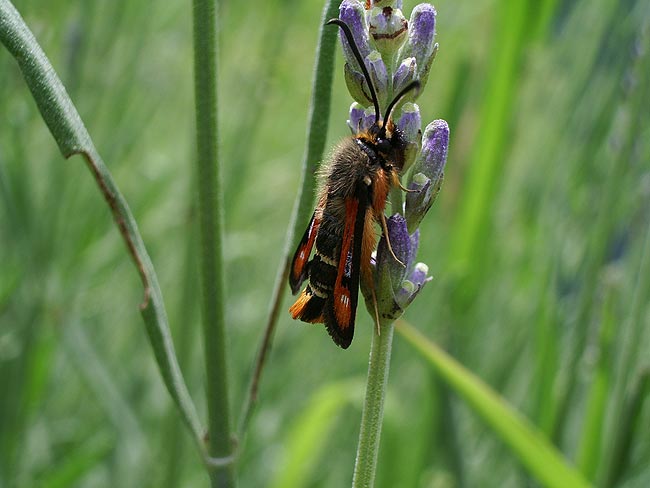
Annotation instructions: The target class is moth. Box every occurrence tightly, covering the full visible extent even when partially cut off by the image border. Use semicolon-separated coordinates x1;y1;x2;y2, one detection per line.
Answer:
289;18;420;349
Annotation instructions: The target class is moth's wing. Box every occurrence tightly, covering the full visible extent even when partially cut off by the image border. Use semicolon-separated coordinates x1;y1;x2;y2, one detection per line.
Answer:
289;211;321;294
325;185;369;349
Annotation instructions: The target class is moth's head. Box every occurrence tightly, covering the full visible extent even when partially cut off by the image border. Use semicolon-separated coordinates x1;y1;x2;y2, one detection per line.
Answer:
366;118;408;170
327;19;418;171
327;20;419;135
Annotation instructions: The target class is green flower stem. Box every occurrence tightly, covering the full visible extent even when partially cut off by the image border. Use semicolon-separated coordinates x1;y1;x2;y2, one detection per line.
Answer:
238;0;340;438
0;0;206;462
352;320;395;488
390;186;404;216
191;0;236;485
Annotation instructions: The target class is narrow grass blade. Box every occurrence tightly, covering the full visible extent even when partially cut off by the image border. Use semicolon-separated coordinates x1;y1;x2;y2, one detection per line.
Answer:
576;285;616;480
269;381;361;488
448;0;532;286
396;319;592;488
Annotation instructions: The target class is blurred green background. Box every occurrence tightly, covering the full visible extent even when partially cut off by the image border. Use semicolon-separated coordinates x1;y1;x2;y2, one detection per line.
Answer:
1;0;649;487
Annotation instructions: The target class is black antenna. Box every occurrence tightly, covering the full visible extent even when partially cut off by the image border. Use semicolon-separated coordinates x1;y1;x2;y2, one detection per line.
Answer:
382;81;421;132
326;18;381;124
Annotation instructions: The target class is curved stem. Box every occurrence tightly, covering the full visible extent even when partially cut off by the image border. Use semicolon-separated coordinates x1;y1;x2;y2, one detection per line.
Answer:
0;0;206;461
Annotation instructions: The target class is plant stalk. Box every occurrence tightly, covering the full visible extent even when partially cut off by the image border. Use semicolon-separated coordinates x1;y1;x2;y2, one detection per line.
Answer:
191;0;236;485
352;320;395;488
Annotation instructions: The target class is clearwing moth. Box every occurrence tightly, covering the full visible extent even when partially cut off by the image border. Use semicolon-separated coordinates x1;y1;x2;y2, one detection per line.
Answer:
289;19;420;349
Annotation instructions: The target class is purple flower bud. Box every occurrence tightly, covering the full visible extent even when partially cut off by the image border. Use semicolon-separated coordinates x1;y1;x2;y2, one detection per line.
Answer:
366;51;389;107
395;102;421;171
368;6;408;57
347;103;365;133
417;119;448;182
393;56;418;97
376;214;411;294
395;102;421;143
342;49;389;108
405;173;435;233
395;263;431;309
339;1;371;66
361;106;376;131
348;103;376;133
409;262;429;288
400;4;437;87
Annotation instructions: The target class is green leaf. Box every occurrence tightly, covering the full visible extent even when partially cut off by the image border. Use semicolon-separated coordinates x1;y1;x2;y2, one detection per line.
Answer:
396;319;592;488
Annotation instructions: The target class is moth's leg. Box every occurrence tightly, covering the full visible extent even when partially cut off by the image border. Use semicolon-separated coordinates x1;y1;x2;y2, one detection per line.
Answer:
390;169;419;193
370;284;381;336
379;211;406;268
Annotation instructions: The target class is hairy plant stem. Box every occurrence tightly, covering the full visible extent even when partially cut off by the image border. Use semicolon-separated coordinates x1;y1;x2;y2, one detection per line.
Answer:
352;320;395;488
191;0;236;485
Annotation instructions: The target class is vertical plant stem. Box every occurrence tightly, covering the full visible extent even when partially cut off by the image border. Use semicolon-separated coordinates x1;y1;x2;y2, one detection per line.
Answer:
352;321;395;488
191;0;235;486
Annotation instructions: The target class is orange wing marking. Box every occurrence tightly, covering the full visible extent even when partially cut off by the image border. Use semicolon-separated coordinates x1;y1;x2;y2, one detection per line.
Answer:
289;212;321;293
332;198;359;329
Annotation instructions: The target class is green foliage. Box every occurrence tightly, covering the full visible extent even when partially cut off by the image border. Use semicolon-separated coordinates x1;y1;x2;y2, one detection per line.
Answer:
1;0;649;487
397;320;591;488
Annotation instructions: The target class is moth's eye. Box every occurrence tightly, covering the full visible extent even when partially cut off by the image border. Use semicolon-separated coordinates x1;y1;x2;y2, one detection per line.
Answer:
376;139;391;153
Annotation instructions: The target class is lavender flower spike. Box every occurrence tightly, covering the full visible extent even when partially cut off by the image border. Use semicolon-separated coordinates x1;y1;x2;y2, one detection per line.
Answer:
333;2;448;324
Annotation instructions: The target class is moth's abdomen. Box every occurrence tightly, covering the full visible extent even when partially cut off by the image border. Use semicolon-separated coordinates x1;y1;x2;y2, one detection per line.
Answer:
308;254;337;293
289;197;359;347
289;285;325;323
